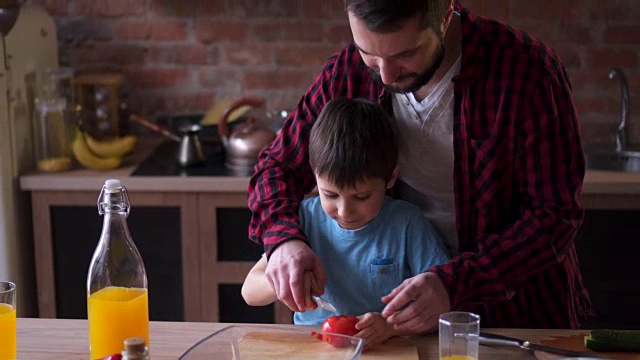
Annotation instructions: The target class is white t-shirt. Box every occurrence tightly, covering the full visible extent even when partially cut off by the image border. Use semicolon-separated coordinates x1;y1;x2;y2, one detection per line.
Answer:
392;55;461;256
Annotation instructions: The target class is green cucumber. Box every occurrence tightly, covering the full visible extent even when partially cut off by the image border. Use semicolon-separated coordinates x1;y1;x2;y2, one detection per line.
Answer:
585;330;640;351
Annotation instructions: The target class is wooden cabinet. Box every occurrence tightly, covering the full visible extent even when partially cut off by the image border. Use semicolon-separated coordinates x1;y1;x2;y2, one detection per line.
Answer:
30;190;292;323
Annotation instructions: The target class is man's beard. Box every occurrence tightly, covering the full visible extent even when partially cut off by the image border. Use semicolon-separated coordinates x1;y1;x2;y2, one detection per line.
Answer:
369;41;446;94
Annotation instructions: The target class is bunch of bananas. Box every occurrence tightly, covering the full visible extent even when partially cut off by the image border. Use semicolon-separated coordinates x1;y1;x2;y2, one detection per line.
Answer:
71;129;137;171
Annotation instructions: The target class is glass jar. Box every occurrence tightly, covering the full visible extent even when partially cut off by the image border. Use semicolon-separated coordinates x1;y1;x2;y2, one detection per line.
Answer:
32;67;75;172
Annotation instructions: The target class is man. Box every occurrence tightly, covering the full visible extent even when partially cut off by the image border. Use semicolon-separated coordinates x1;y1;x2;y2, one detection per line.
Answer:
248;0;592;332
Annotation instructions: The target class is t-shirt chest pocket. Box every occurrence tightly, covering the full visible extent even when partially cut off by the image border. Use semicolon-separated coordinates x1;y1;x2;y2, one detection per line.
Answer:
368;258;400;298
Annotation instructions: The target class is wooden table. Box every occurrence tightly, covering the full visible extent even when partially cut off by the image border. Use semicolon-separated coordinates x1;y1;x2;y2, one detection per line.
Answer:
18;318;638;359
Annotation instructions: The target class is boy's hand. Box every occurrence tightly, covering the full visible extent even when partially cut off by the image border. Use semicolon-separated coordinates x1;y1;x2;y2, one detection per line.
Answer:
354;312;398;351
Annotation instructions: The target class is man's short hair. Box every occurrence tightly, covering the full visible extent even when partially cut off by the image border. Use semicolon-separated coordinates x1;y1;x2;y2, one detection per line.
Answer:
344;0;451;33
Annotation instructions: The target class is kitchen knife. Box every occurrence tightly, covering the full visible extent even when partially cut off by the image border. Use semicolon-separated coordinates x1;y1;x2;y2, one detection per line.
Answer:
479;332;603;358
311;295;337;313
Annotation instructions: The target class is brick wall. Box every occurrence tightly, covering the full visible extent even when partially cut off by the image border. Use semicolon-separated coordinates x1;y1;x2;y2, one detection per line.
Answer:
28;0;639;144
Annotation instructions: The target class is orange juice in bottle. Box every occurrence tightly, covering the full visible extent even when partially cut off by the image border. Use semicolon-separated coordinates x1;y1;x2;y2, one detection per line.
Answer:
87;179;149;359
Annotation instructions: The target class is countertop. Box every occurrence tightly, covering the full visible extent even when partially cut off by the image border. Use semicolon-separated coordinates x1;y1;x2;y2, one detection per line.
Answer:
19;137;640;195
17;318;637;360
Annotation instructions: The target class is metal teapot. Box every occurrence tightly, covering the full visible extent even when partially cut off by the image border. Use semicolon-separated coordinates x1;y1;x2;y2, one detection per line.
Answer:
217;97;277;172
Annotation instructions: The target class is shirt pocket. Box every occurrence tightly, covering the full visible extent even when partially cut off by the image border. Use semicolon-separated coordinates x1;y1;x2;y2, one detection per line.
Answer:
368;261;400;300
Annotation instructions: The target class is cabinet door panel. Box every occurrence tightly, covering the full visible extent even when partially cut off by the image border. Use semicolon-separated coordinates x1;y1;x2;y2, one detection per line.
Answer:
51;206;184;321
217;207;263;261
575;210;640;329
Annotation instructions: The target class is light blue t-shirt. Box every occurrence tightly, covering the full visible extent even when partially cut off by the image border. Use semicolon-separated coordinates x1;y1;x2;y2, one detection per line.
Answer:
293;196;450;325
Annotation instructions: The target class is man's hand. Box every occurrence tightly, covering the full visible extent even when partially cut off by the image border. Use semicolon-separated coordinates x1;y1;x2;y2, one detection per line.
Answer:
265;240;328;312
380;272;451;333
355;312;399;351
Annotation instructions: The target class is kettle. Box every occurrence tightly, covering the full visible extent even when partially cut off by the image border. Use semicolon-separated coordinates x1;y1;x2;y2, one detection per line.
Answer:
217;97;277;172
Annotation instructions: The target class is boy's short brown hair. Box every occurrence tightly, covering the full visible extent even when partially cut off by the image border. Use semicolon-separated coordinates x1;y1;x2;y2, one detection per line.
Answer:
309;97;398;189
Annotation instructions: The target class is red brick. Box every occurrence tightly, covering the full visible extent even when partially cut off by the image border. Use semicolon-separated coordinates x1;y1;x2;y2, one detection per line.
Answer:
556;47;582;69
113;21;188;41
325;24;352;44
465;0;513;21
197;0;224;17
150;0;197;18
67;44;147;65
281;22;325;43
224;0;300;18
75;0;145;17
274;45;341;68
569;69;617;91
30;0;68;16
149;0;225;18
196;21;248;44
223;45;273;66
199;68;243;92
604;26;640;45
580;117;618;144
129;91;215;114
242;69;315;90
250;23;283;42
301;0;344;20
150;21;188;40
574;96;611;114
555;23;593;44
510;1;583;22
586;49;638;69
588;1;638;22
146;45;213;65
123;68;190;89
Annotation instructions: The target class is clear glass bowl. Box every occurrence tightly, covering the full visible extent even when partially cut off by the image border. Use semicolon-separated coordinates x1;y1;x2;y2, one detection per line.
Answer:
178;325;364;360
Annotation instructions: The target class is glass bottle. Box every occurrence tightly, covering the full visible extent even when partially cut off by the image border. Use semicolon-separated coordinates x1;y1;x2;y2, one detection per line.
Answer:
87;179;149;360
121;337;149;360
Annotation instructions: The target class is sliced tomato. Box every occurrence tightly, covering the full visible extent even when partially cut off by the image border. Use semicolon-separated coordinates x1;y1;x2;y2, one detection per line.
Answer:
317;314;359;347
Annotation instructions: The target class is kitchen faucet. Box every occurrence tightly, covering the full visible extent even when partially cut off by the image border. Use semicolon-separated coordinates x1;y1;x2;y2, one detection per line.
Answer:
608;67;630;152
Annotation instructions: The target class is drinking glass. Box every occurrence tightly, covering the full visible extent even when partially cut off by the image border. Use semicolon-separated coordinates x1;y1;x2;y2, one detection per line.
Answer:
0;281;16;360
439;311;480;360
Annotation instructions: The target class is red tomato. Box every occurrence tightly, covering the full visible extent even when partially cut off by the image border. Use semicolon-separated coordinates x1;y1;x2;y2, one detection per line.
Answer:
318;315;359;347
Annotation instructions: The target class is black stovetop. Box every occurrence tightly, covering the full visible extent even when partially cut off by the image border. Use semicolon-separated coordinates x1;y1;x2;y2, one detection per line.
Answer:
130;116;253;177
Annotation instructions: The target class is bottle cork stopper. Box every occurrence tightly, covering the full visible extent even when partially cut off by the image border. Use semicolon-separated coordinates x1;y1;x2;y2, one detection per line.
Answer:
123;337;146;354
104;179;122;191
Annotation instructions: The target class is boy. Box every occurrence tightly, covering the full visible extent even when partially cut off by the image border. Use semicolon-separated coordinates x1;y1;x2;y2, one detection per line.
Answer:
241;97;449;349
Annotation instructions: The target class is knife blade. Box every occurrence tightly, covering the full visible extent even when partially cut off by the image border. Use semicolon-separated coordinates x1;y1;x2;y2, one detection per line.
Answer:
479;332;603;358
311;295;337;313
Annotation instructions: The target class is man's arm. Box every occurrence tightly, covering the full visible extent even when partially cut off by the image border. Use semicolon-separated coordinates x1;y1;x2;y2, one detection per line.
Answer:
247;62;334;256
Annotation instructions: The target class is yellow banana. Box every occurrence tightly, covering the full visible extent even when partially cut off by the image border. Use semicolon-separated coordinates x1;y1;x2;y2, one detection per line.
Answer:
85;133;137;158
72;131;122;171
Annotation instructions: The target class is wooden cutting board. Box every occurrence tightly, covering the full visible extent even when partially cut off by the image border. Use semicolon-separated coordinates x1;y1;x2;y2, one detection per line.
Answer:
236;331;419;360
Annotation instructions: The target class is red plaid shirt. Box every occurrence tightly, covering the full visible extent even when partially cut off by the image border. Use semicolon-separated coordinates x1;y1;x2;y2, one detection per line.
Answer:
248;4;592;328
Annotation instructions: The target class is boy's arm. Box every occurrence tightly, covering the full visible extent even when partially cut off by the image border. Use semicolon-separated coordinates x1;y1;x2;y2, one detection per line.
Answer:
241;257;277;306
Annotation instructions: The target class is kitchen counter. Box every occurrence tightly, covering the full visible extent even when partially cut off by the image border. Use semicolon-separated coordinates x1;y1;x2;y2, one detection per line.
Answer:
18;137;640;195
19;137;252;193
17;318;636;359
19;137;640;209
